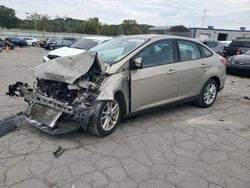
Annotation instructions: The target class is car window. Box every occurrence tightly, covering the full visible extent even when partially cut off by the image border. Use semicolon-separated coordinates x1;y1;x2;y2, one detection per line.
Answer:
90;36;148;65
199;45;213;57
70;38;99;50
230;41;250;48
63;40;72;45
136;40;174;68
55;40;63;44
244;50;250;55
177;40;201;61
203;41;218;48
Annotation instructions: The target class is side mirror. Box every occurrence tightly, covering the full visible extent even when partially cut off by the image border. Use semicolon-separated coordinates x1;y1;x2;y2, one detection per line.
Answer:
132;57;142;69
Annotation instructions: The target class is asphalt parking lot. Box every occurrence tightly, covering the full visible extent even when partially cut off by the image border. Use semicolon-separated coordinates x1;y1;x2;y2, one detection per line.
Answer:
0;47;250;188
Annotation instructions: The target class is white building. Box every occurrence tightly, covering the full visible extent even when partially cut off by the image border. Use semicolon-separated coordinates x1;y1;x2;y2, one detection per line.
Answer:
190;27;250;41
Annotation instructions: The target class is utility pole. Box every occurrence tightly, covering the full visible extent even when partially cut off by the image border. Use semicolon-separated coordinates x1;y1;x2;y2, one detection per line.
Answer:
201;8;207;28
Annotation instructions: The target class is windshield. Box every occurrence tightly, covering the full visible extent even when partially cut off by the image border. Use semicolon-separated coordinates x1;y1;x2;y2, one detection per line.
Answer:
89;36;148;64
244;50;250;55
70;38;100;50
230;41;250;48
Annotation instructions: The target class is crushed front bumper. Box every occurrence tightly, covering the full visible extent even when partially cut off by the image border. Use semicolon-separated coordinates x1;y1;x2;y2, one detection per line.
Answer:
22;89;95;135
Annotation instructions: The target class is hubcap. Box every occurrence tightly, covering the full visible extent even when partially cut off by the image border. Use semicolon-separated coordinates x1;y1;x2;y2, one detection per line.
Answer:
204;83;217;105
101;100;120;131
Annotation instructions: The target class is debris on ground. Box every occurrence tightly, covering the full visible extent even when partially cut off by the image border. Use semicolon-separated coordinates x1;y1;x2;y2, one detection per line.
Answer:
218;119;224;122
243;96;250;100
0;112;25;137
229;80;236;85
53;146;65;159
6;82;30;97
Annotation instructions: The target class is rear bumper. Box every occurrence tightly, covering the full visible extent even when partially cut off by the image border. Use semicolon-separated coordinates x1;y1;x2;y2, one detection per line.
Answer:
226;65;250;75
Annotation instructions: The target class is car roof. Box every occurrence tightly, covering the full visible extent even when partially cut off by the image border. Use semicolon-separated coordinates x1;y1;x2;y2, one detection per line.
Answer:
201;39;219;42
114;34;207;44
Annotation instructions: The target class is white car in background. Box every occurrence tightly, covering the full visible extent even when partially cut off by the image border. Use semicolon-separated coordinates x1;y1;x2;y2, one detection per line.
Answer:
22;37;40;46
43;36;113;62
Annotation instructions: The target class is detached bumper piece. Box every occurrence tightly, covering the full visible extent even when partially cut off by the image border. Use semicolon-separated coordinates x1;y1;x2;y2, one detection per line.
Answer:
30;119;82;135
0;112;25;137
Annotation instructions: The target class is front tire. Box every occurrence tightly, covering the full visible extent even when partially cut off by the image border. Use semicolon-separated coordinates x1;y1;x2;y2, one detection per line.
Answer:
88;98;121;137
32;42;37;46
196;79;218;108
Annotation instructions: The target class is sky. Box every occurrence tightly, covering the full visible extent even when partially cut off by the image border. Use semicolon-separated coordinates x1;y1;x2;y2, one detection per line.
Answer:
1;0;250;29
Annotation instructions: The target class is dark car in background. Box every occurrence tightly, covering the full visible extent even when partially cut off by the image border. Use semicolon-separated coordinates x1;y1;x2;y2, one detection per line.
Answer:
5;37;28;47
202;39;224;56
44;38;73;50
62;37;77;43
0;38;4;49
39;38;57;48
223;39;250;58
227;50;250;76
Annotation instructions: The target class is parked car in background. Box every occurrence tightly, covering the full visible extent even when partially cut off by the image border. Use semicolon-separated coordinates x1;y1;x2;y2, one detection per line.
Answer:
39;38;56;48
44;38;73;50
220;41;231;48
43;36;112;62
17;35;227;136
22;37;39;46
202;39;224;56
227;50;250;75
5;37;28;47
223;39;250;58
0;38;4;49
3;38;15;50
62;37;77;43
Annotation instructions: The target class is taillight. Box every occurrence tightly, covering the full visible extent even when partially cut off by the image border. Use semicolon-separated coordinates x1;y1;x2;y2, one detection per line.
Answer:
220;58;227;65
236;48;241;55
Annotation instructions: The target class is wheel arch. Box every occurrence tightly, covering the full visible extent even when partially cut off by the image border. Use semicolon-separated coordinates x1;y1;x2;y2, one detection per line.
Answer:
209;76;220;90
114;90;127;117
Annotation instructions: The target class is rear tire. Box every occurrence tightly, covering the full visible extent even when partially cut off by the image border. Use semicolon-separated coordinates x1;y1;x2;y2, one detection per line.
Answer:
196;79;218;108
88;98;122;137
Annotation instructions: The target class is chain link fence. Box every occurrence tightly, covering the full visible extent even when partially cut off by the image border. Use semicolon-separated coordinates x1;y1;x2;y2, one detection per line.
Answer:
0;29;106;40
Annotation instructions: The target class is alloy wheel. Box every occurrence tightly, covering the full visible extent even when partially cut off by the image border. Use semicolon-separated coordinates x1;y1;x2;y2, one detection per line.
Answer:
204;83;217;105
100;100;120;131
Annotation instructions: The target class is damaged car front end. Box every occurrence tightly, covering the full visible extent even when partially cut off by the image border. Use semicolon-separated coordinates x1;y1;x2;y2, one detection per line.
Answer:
8;52;110;135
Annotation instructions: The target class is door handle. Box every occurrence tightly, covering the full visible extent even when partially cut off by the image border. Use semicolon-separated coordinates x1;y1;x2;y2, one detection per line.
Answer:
200;63;207;68
167;69;176;74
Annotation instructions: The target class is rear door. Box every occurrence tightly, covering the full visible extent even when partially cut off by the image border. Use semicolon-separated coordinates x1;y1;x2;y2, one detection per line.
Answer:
130;39;179;112
176;40;206;99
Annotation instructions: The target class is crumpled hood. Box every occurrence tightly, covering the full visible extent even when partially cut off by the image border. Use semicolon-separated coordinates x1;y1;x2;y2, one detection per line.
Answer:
34;52;105;84
48;46;85;57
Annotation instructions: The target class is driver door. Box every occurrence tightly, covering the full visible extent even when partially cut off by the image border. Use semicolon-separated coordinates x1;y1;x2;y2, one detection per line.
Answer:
130;40;179;112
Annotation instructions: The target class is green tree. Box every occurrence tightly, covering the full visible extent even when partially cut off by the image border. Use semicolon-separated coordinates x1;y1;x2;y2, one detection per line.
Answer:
84;17;100;34
120;19;142;35
0;5;20;29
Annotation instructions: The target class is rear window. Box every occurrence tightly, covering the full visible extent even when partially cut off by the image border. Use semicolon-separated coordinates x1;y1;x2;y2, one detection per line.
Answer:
230;41;250;48
203;41;218;48
70;39;99;50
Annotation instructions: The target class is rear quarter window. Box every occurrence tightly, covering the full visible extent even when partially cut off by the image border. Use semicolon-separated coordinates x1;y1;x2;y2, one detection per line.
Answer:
199;44;213;57
177;40;202;61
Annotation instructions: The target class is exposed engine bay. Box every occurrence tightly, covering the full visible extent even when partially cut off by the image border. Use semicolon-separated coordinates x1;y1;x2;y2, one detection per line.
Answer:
2;52;109;135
